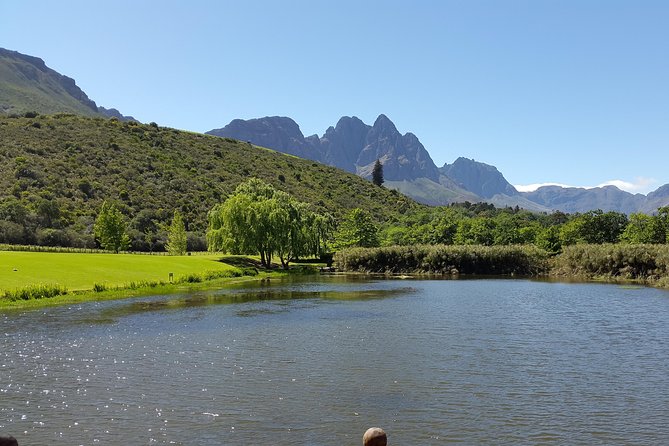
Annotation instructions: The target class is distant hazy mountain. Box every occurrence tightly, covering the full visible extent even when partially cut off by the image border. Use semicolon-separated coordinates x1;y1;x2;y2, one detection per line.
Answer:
521;185;645;214
520;184;669;214
439;156;669;214
97;106;137;122
209;115;549;207
643;184;669;213
0;47;135;121
440;157;519;198
437;157;555;211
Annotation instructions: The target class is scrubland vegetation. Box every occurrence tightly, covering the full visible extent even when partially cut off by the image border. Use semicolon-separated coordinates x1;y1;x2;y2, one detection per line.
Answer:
0;113;416;250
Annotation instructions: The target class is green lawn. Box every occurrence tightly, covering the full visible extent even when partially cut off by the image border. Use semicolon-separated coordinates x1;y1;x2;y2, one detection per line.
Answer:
0;252;238;292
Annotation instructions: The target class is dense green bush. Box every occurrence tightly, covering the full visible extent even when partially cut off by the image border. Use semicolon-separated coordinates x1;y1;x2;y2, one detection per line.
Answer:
334;244;550;275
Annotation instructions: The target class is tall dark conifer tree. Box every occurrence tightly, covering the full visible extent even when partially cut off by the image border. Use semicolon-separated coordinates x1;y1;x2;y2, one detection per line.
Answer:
372;159;384;187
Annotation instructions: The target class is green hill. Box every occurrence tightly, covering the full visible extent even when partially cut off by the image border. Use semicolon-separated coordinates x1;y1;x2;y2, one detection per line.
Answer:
0;114;420;250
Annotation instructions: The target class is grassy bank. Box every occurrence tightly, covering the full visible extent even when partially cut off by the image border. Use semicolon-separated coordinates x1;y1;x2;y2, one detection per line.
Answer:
0;273;287;311
334;244;550;275
0;251;241;291
0;251;284;309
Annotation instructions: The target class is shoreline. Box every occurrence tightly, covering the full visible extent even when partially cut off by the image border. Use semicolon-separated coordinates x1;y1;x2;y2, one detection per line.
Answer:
329;270;669;290
3;270;668;312
5;242;669;311
0;269;294;311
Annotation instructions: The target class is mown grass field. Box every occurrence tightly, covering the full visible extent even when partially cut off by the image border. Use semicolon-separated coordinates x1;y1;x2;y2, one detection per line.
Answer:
0;251;238;292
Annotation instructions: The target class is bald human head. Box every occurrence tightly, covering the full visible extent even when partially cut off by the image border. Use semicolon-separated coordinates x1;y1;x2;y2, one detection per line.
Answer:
0;436;18;446
363;427;387;446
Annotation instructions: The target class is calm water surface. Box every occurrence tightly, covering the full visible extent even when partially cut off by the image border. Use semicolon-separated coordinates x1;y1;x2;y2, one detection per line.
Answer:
2;277;669;445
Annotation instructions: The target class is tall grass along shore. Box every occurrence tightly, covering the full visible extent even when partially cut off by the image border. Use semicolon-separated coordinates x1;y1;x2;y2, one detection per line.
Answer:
552;244;669;287
334;243;669;288
334;244;550;275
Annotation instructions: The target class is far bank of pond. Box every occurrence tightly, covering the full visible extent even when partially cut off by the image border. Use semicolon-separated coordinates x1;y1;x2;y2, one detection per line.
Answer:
334;243;669;289
3;243;669;310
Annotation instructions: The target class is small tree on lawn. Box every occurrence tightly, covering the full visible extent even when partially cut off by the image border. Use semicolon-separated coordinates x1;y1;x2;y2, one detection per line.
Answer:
94;201;130;253
372;158;384;187
166;210;188;255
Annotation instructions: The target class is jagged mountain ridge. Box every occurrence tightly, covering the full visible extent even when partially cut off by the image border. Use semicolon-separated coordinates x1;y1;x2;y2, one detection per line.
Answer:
207;115;546;208
0;47;135;121
208;115;669;213
208;114;440;182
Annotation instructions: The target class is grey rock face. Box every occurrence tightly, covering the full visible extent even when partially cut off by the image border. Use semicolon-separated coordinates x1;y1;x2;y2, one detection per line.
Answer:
440;157;518;198
643;184;669;213
208;116;321;160
207;114;440;181
319;116;370;172
356;115;439;181
206;114;669;213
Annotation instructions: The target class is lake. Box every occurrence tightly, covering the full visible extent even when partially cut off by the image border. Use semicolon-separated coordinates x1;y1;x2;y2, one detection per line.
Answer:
2;276;669;445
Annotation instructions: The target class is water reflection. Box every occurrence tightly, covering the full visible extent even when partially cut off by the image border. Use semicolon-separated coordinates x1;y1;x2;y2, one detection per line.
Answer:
97;284;416;320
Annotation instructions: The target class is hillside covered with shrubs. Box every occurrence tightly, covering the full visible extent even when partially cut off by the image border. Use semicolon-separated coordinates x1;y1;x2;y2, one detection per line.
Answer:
0;113;418;250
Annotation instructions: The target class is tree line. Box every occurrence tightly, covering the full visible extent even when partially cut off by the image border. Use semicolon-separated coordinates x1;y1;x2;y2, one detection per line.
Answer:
378;205;669;253
2;177;669;259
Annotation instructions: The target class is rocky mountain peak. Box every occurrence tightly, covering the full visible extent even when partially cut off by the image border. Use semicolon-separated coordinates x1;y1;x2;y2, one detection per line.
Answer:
440;157;518;198
207;116;319;160
359;115;439;181
208;114;439;182
319;116;371;171
372;114;397;131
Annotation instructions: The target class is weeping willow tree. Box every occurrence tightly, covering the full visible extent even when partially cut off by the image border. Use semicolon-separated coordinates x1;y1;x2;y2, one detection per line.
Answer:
207;178;332;268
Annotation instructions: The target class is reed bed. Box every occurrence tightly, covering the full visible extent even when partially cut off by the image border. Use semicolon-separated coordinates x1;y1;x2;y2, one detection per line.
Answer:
553;244;669;283
2;284;68;301
334;244;550;275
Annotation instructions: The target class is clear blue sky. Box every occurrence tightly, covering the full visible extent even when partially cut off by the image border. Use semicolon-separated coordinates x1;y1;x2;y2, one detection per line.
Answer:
2;0;668;193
